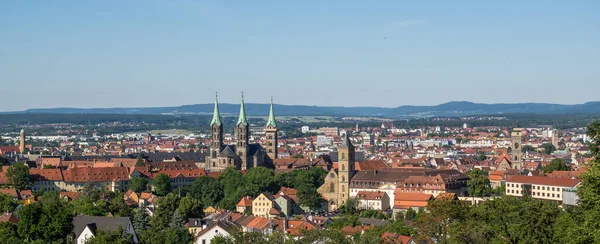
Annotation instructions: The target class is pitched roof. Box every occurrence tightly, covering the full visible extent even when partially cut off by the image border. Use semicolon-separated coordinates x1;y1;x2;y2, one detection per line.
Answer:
266;98;277;128
210;95;222;126
30;168;63;181
355;160;389;171
0;212;18;224
73;216;132;238
62;167;129;183
507;175;580;187
236;196;253;207
356;191;386;200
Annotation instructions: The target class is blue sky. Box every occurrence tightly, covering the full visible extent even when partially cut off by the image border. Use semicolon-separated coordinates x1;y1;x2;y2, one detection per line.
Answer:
1;0;598;111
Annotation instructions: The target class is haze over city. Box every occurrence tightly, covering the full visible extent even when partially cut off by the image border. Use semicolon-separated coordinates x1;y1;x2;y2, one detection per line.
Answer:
1;1;599;112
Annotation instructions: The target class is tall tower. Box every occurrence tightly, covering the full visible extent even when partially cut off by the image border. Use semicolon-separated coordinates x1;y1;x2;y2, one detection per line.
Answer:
264;97;278;161
19;129;25;154
210;94;224;166
236;93;250;169
337;133;355;205
510;125;523;169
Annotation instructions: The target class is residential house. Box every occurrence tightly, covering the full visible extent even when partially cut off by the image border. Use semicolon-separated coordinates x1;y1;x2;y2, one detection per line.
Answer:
252;192;275;218
74;216;138;244
393;192;433;214
236;196;253;214
194;221;236;244
356;191;390;211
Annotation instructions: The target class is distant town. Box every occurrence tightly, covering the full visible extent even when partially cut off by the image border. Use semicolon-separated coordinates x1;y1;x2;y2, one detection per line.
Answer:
0;97;598;243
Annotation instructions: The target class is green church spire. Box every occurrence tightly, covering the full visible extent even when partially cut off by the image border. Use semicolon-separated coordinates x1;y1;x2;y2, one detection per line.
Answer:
210;92;222;126
237;92;248;126
266;96;277;128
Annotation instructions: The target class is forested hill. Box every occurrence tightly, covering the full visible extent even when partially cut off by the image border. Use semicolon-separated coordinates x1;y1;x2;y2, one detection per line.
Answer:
10;101;600;117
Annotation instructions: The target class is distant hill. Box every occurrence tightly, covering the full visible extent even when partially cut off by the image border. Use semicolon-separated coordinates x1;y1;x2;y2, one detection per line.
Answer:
10;101;600;117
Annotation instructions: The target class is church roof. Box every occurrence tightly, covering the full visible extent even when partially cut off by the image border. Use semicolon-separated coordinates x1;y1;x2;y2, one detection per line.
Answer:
219;146;237;157
210;94;222;127
266;97;277;128
237;94;248;126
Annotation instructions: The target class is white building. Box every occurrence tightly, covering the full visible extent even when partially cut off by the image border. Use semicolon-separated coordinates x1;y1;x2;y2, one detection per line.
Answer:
74;216;138;244
195;221;236;244
505;175;580;203
355;191;390;211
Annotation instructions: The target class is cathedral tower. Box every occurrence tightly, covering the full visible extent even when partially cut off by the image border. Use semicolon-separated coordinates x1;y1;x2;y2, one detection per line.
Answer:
337;133;355;205
264;97;278;161
209;94;224;167
19;129;25;153
236;93;250;169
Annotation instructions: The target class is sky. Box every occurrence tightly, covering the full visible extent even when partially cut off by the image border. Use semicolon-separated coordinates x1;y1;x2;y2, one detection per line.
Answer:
1;0;599;111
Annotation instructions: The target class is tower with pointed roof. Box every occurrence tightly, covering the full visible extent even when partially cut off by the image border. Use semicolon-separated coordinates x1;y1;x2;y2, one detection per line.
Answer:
264;97;278;161
236;93;250;169
209;94;224;168
337;133;355;205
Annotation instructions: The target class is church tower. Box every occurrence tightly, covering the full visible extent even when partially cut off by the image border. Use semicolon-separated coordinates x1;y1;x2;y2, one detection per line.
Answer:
510;124;523;169
209;94;224;168
264;97;278;161
337;133;355;205
19;129;25;154
236;93;250;169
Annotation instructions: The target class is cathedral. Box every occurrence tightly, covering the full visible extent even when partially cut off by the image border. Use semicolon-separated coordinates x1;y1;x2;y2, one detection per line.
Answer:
206;94;279;172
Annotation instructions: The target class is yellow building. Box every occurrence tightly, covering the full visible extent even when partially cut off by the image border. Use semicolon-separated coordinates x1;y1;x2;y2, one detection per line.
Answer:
505;175;580;203
318;133;355;211
252;192;275;218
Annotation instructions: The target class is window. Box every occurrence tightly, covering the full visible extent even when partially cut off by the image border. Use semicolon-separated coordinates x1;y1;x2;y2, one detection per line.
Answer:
341;153;345;160
329;182;335;193
341;164;346;171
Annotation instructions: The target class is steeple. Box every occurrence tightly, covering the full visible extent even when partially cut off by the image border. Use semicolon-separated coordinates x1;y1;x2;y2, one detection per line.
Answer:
340;133;353;148
237;92;248;126
210;93;222;127
266;96;277;128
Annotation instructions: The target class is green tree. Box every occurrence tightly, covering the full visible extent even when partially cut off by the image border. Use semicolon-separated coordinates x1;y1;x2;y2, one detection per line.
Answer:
177;196;204;220
81;182;102;201
242;167;278;197
169;209;184;229
190;176;223;207
414;198;467;243
0;193;18;213
466;169;492;197
576;121;600;242
476;152;487;160
218;167;244;210
543;158;569;173
86;226;134;244
132;208;151;233
297;184;321;211
152;173;171;196
129;176;149;193
151;193;179;230
18;191;73;242
70;197;107;216
521;145;535;153
109;194;133;217
136;154;145;166
0;222;21;244
541;143;556;155
291;154;304;158
6;163;31;190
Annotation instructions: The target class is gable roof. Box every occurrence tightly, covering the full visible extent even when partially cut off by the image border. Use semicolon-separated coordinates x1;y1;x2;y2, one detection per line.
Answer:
73;216;132;238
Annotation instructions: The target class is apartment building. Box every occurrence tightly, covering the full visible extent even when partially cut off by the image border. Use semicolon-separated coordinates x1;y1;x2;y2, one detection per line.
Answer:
505;175;580;203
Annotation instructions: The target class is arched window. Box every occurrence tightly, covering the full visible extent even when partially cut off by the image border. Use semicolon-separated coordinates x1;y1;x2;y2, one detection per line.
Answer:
341;153;345;160
341;185;345;192
341;164;345;171
329;182;335;193
212;151;216;158
342;176;345;182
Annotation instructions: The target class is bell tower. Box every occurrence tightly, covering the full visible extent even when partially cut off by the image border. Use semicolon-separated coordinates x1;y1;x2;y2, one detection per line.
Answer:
337;133;355;205
236;92;250;169
209;93;224;168
510;123;523;169
264;97;278;161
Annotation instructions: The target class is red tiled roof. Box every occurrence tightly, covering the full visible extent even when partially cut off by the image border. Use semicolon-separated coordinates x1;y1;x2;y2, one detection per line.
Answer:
236;196;253;207
356;191;385;200
507;175;580;187
0;188;19;198
62;167;130;183
355;160;389;171
30;169;63;181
